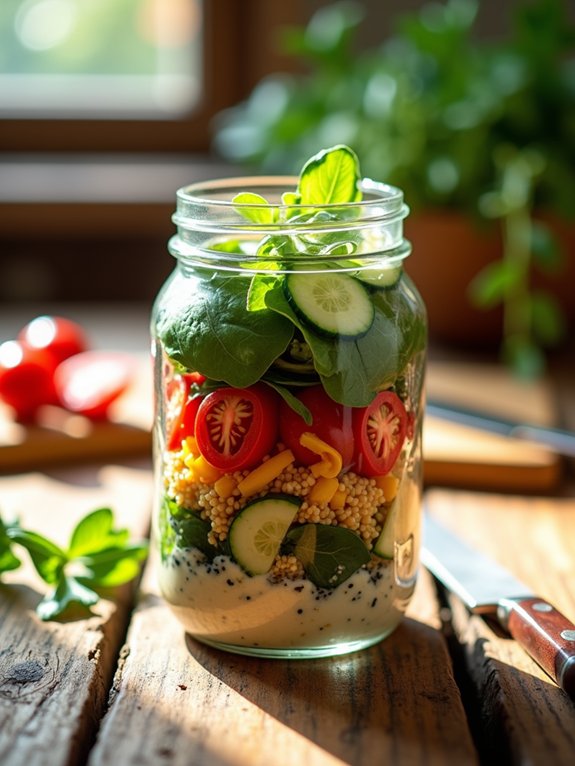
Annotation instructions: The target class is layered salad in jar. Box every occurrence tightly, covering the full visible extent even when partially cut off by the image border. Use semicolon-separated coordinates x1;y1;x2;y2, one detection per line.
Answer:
152;146;426;657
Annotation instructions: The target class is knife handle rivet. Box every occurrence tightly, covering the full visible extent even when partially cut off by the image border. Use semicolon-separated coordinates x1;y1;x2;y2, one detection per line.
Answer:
560;629;575;642
532;602;553;613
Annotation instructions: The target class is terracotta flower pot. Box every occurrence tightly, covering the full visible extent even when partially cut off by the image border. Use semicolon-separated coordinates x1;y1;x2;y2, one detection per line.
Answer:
404;210;575;351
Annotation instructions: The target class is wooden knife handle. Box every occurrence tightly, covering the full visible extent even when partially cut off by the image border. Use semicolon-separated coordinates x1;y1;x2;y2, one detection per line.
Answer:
498;596;575;698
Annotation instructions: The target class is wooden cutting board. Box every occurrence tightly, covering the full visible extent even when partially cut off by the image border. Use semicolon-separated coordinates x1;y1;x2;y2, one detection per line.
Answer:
424;361;562;491
0;356;562;491
0;354;153;473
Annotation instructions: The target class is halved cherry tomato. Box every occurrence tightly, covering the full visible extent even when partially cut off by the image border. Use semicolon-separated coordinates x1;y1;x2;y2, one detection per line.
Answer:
18;315;88;370
166;372;206;451
0;340;56;421
53;350;133;420
352;391;407;477
278;385;354;470
195;383;279;472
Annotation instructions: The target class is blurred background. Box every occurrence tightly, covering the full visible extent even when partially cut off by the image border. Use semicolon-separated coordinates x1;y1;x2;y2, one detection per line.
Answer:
1;0;574;374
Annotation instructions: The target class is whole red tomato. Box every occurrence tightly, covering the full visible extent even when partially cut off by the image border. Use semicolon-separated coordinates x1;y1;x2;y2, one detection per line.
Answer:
278;385;355;470
18;315;88;371
0;340;56;421
352;391;407;477
195;383;279;472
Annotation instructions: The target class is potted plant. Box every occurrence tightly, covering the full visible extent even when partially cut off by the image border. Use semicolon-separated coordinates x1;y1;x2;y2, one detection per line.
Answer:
213;0;575;377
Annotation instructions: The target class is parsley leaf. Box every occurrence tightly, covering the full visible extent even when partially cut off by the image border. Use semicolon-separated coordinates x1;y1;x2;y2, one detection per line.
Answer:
1;507;148;621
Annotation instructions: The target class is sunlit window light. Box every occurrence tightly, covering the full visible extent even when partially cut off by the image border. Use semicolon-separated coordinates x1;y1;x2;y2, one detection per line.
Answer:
0;0;202;118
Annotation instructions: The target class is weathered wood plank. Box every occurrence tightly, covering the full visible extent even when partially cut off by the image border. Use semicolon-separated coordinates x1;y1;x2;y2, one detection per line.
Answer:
0;462;152;766
426;489;575;766
89;556;478;766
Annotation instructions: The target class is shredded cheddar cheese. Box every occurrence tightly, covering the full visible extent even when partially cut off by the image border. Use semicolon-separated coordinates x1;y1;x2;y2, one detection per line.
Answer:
238;450;295;497
374;474;400;502
299;432;343;478
308;476;340;504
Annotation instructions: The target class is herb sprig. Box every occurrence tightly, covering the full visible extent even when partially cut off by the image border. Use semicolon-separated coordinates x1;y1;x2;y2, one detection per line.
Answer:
0;507;148;621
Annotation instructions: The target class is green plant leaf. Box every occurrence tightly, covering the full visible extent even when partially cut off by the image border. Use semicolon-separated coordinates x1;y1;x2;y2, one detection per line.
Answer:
79;544;148;587
297;145;362;205
468;260;521;309
530;222;563;273
8;528;67;585
262;381;313;425
36;575;99;621
0;517;21;575
286;524;371;589
502;335;545;380
2;506;148;619
67;507;129;558
530;290;565;345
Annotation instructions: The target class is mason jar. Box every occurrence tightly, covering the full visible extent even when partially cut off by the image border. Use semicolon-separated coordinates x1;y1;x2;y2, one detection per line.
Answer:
151;169;427;659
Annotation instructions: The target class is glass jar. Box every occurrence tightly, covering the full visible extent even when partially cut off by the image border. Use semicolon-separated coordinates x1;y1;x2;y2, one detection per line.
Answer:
151;175;427;658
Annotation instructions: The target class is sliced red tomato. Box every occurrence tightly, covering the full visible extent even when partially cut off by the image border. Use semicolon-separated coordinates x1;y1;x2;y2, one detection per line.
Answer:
0;340;56;421
352;391;407;477
18;315;88;369
195;383;279;472
166;372;206;451
278;385;355;470
53;351;133;420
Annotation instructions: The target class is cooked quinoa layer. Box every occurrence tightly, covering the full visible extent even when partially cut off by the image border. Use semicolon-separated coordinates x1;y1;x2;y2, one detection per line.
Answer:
163;447;391;555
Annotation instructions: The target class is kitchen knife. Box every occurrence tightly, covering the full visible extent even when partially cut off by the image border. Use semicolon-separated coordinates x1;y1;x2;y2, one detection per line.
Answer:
426;399;575;458
422;513;575;698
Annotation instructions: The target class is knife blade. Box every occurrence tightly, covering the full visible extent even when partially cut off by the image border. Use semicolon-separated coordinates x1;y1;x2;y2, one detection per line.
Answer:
422;513;575;698
426;399;575;458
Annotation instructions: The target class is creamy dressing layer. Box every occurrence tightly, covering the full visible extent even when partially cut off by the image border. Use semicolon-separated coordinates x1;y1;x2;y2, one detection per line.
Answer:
158;548;415;650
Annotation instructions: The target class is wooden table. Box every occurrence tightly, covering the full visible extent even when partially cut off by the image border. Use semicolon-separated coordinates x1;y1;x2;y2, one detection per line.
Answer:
1;460;574;766
1;305;574;765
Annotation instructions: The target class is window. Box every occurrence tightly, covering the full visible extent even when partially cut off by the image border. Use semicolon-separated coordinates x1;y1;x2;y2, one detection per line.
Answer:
0;2;307;303
0;1;304;152
1;0;202;118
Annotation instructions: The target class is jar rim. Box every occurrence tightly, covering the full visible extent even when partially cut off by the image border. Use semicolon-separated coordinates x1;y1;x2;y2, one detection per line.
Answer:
174;176;406;225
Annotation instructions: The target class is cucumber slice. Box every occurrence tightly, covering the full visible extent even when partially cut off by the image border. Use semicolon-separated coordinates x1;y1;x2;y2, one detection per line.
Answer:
373;478;415;559
373;500;398;559
354;265;402;290
284;272;374;338
229;495;301;575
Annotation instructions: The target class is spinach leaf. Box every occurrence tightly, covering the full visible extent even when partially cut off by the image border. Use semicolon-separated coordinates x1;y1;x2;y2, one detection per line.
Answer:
262;380;313;425
161;496;217;561
157;273;294;388
286;524;370;589
264;279;413;406
172;515;215;560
